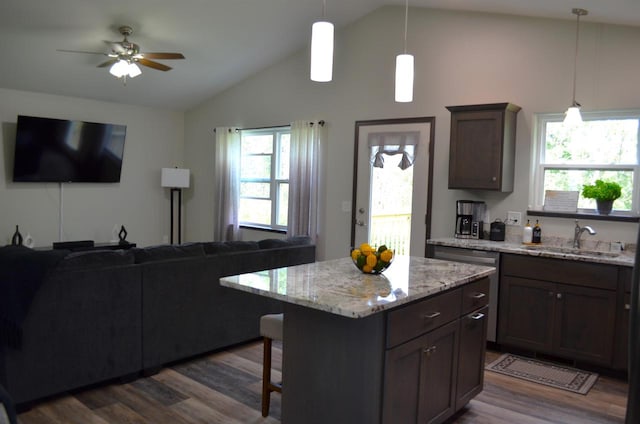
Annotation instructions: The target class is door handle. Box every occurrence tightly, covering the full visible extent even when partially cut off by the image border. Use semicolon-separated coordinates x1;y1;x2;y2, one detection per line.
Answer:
355;220;366;227
422;346;437;357
471;292;486;299
557;293;563;300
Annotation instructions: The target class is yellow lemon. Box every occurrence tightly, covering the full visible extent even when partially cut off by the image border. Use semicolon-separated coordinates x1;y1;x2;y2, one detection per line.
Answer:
351;249;361;261
360;243;373;256
366;253;378;268
380;249;393;263
362;264;373;273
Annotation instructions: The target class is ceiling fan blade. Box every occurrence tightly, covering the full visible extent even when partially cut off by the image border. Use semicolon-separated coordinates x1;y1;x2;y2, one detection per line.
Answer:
97;58;118;68
57;49;107;56
141;52;185;60
138;58;172;71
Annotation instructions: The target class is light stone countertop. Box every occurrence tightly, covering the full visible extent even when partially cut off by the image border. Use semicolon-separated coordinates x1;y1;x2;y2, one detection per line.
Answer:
219;256;495;319
427;237;635;267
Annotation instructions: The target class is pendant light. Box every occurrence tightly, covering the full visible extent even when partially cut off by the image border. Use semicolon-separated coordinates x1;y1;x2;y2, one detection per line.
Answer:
564;8;588;126
395;0;414;102
310;0;334;82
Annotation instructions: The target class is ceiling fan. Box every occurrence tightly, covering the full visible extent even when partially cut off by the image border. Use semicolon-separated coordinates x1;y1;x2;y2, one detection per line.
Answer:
58;25;185;79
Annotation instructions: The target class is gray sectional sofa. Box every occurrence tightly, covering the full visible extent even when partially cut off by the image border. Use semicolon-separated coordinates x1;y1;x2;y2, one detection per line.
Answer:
0;237;315;407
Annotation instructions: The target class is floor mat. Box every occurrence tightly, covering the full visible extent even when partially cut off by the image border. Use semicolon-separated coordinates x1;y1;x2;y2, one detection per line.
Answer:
485;353;598;395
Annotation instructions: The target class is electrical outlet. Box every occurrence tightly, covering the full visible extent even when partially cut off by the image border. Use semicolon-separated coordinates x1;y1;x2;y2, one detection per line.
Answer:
507;211;521;225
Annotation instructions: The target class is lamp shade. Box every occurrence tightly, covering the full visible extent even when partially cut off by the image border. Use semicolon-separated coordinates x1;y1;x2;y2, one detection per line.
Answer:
564;105;582;126
310;20;334;82
110;60;129;78
127;62;142;78
161;168;190;188
395;54;414;102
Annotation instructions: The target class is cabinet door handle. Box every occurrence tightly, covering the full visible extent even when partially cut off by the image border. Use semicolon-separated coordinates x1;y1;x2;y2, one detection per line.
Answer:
625;304;631;310
556;293;563;300
422;346;437;357
469;312;485;320
423;311;441;319
491;177;497;182
471;292;486;299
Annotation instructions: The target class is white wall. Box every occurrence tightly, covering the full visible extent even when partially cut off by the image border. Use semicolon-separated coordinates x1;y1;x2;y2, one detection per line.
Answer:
184;6;640;260
0;88;184;247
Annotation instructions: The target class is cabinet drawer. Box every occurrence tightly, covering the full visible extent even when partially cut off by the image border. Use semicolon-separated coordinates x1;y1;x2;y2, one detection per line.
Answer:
462;277;490;314
501;254;617;290
387;288;461;348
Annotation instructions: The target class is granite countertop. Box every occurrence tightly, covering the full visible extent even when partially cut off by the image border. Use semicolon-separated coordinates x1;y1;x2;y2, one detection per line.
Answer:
427;237;635;267
219;256;495;319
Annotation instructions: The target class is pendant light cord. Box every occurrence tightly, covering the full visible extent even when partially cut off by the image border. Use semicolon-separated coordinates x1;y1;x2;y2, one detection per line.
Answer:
570;9;587;106
571;13;580;105
403;0;409;54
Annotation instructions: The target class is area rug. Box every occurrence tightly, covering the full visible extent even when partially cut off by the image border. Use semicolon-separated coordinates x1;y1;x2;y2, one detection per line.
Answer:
485;354;599;395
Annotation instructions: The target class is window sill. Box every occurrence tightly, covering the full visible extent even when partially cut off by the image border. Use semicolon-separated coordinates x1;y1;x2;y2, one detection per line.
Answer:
527;209;640;223
239;224;286;234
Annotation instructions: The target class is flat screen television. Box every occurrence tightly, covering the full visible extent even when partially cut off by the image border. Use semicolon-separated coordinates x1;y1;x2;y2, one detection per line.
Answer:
12;115;126;182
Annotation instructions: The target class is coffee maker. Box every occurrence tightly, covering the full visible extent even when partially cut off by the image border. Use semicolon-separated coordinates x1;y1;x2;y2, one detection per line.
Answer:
454;200;486;239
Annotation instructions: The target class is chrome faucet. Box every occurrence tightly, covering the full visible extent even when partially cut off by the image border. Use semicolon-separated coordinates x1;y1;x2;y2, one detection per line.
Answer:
573;220;596;249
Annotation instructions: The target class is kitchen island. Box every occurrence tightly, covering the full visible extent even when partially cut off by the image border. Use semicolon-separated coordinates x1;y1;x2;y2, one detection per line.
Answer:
220;256;495;424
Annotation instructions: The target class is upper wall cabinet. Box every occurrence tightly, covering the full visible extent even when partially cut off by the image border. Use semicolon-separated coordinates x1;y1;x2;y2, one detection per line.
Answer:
447;103;521;192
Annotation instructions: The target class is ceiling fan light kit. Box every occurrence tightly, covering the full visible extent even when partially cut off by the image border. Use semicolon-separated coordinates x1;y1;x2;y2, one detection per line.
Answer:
109;59;141;78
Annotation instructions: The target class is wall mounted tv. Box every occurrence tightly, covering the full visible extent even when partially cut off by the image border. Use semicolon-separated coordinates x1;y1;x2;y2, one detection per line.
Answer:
12;115;126;183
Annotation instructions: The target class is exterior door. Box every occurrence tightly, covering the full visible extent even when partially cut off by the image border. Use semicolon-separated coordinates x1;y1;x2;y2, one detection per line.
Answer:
351;117;435;257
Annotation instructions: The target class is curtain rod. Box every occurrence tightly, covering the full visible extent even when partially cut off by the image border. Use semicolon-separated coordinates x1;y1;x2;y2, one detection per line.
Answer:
213;120;325;133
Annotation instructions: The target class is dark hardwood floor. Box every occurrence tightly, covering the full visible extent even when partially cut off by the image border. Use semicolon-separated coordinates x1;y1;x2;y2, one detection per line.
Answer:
17;341;628;423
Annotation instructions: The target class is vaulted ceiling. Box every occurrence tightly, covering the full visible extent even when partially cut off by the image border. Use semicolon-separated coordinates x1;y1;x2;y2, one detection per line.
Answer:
1;0;638;111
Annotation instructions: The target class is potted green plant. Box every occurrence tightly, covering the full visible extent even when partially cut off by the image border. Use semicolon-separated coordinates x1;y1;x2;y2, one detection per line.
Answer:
581;179;622;215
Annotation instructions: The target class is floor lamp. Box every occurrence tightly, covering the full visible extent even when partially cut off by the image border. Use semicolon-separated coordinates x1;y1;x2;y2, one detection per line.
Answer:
161;168;190;244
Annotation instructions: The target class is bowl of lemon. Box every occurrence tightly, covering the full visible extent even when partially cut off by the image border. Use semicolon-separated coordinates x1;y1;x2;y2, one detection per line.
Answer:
351;243;394;274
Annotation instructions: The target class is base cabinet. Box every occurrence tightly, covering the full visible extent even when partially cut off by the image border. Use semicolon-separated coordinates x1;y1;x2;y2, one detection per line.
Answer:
282;277;490;424
383;283;489;424
499;254;618;366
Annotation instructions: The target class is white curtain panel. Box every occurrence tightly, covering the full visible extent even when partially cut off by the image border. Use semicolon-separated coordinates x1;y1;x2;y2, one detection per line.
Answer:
287;120;323;242
213;127;241;241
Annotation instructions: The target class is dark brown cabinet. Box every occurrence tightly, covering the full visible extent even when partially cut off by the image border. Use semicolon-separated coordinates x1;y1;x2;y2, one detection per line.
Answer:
383;279;489;424
447;103;521;191
614;267;632;370
499;254;618;366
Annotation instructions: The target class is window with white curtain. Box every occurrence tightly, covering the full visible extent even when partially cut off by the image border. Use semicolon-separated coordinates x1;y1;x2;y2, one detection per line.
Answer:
533;110;640;214
239;127;291;230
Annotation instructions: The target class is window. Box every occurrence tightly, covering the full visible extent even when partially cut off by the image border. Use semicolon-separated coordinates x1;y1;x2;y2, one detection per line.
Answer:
533;110;640;214
239;127;290;230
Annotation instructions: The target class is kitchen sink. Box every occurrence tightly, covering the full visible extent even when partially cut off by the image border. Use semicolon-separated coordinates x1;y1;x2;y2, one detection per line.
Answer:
522;244;621;258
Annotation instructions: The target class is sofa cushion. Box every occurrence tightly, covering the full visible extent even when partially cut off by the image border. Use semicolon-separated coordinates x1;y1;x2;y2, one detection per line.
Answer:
257;238;290;249
224;241;260;252
57;249;135;271
202;241;233;255
133;243;205;264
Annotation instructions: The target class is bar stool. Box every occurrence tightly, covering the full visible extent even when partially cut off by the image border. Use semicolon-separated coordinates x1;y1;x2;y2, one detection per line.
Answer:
260;313;283;417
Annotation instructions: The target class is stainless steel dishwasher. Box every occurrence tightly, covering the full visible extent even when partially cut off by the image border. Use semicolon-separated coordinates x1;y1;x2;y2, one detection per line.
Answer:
431;245;500;343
